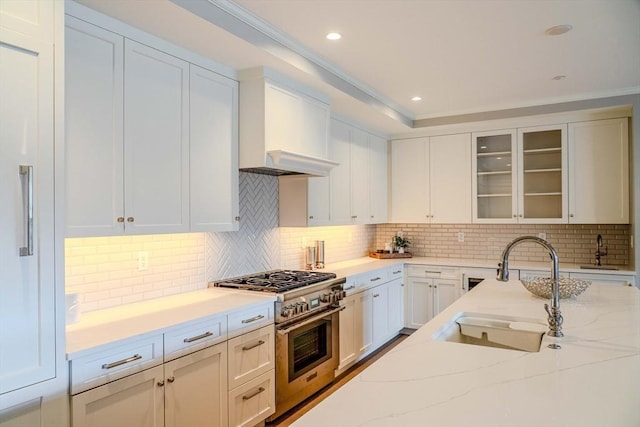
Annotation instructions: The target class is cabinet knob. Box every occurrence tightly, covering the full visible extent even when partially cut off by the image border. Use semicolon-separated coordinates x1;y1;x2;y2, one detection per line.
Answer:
157;380;164;387
235;216;240;221
570;213;574;217
351;215;357;219
513;214;517;218
518;214;523;218
116;217;125;223
127;217;134;222
309;215;314;219
167;376;175;383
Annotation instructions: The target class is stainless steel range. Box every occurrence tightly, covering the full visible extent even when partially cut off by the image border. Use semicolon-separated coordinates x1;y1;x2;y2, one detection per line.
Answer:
213;270;345;421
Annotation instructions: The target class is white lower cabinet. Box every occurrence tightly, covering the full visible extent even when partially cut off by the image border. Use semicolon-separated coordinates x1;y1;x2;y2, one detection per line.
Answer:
72;343;227;427
164;344;228;427
227;325;276;427
405;266;460;329
71;365;165;427
338;268;404;373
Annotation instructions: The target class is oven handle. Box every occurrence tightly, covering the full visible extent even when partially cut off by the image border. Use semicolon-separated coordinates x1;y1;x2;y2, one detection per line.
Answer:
276;306;345;335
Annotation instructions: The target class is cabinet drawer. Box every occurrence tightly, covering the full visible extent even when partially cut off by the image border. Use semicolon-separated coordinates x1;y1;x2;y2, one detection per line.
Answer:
407;265;458;279
228;303;274;339
164;314;227;361
388;265;404;280
227;324;274;390
353;269;389;291
228;369;275;427
70;334;163;395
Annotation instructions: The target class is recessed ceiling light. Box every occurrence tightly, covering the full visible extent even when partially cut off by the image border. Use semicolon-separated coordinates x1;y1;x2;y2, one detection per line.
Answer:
552;75;567;80
545;24;573;36
326;32;342;41
411;96;422;101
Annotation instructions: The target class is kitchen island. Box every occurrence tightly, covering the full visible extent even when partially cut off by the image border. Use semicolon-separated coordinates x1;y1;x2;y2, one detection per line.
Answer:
293;279;640;427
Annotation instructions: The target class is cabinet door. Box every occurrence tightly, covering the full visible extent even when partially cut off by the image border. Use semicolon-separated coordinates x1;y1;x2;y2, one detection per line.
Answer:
369;134;388;223
71;365;165;427
517;124;567;223
568;118;629;223
405;278;432;329
350;127;370;224
357;289;374;355
0;29;56;399
338;295;358;370
307;176;331;225
371;284;389;345
433;279;457;315
228;370;275;427
124;39;189;234
387;278;404;336
329;119;352;224
189;64;239;232
164;343;228;427
65;17;124;237
390;138;429;222
430;134;472;223
472;130;518;223
264;83;300;153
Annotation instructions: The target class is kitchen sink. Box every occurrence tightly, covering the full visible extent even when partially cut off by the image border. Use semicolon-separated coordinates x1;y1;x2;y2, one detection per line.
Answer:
579;265;619;270
433;312;547;352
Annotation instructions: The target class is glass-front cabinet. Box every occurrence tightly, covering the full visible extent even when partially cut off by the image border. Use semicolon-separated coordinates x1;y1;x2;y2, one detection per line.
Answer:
472;124;567;223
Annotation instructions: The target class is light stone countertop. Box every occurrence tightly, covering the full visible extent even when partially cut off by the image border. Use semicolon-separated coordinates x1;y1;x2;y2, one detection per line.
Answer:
293;279;640;427
324;256;636;279
66;288;276;358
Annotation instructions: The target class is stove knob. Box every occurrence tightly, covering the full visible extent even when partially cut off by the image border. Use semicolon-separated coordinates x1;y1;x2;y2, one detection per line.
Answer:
302;302;309;312
296;303;304;315
334;290;344;302
320;293;331;303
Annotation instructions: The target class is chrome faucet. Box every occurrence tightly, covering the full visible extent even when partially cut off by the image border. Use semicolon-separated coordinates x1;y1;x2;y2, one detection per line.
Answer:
496;236;563;339
595;234;607;266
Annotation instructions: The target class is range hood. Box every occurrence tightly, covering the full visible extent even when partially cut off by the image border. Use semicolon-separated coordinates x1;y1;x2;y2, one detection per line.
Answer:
238;67;338;177
240;150;339;177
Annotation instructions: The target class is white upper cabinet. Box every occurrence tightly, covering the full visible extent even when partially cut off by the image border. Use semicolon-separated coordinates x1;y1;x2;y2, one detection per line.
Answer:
430;134;472;223
391;134;471;223
517;124;567;223
189;64;239;232
330;119;353;224
65;17;124;236
472;125;567;223
350;128;370;223
66;11;240;236
278;175;331;227
124;39;190;234
1;5;58;409
368;134;389;223
238;68;336;176
568;118;629;224
390;138;429;222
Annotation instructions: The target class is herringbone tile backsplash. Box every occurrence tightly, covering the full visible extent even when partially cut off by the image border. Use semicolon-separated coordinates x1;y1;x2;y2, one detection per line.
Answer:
65;172;632;314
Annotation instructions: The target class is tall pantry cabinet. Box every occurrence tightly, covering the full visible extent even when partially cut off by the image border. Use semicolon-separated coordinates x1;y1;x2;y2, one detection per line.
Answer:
0;0;66;421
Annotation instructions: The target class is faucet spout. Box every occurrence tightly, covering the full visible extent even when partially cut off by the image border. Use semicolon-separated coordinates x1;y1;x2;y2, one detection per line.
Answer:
496;236;563;338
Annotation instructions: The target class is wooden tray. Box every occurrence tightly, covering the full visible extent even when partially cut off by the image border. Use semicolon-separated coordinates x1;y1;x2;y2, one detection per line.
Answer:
369;252;412;259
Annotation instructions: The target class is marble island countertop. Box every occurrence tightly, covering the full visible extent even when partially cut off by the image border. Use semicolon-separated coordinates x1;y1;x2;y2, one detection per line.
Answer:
293;279;640;427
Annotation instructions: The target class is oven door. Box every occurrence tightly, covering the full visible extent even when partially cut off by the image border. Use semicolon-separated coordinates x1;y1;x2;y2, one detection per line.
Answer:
271;306;342;420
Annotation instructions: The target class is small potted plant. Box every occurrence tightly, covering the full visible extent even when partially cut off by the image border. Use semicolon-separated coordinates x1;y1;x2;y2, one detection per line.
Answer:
392;235;410;253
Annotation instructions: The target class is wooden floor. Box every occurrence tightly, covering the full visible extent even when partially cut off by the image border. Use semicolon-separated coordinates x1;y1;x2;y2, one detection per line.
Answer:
266;334;409;427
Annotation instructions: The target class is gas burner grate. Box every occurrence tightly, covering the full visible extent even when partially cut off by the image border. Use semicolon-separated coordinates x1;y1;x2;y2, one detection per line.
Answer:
213;270;337;293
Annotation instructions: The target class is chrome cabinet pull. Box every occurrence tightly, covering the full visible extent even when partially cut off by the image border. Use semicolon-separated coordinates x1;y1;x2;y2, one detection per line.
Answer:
127;217;134;222
242;387;265;401
116;217;125;223
235;216;240;221
373;293;380;298
393;270;402;274
344;285;356;291
19;165;33;257
242;340;265;351
424;270;442;275
183;331;213;343
101;354;142;369
241;314;265;324
370;277;381;282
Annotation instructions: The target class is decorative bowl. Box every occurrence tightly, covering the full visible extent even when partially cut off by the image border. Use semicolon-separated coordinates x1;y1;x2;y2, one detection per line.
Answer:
520;276;591;299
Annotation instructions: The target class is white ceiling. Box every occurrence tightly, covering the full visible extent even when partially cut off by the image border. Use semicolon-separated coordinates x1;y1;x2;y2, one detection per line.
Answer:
74;0;640;136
